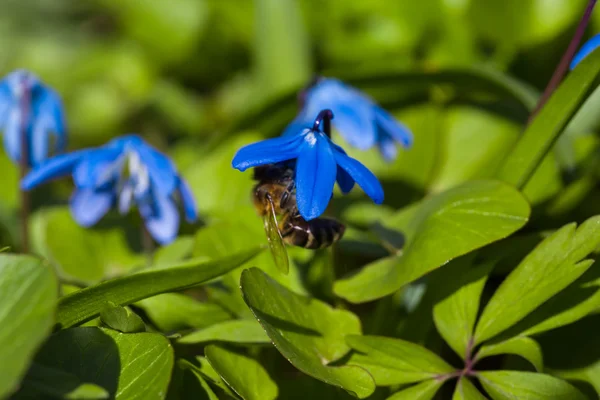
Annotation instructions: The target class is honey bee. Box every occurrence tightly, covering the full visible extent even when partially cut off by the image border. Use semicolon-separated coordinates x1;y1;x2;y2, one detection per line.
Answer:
252;163;346;273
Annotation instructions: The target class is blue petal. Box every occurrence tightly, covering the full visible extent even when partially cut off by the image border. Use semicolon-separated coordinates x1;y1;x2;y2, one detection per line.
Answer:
282;114;312;137
139;193;179;245
0;77;14;128
69;188;114;227
295;133;337;220
21;150;89;190
2;107;22;164
232;134;303;171
571;34;600;70
305;79;377;150
377;134;398;161
135;139;178;196
31;87;67;157
177;176;198;222
336;165;355;194
374;106;412;148
73;147;123;189
334;151;384;204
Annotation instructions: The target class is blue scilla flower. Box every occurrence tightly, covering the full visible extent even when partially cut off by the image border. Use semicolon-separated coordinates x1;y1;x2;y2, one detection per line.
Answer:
283;77;412;161
21;135;197;245
233;109;384;220
570;33;600;70
0;69;66;167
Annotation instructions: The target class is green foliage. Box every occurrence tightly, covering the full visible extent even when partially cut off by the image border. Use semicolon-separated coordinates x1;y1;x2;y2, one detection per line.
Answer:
6;1;600;399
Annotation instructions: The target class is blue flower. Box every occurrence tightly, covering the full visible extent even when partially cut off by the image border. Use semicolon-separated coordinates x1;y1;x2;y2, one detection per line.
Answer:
232;109;384;220
0;69;67;167
21;135;197;245
571;34;600;70
283;78;412;161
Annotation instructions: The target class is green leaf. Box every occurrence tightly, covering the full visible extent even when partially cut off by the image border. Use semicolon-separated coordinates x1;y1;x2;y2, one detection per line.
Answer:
136;293;231;332
176;361;219;400
240;267;376;398
31;207;145;283
100;302;146;333
178;319;270;345
433;261;494;359
15;363;109;399
34;327;174;399
496;48;600;188
475;337;543;372
453;378;487;400
474;217;600;344
477;371;586;400
345;335;454;386
334;180;530;303
57;248;261;328
179;357;237;398
205;344;278;400
386;380;444;400
0;254;58;399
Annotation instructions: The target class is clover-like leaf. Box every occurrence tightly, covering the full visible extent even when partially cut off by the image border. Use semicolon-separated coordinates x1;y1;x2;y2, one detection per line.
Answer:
475;337;543;372
178;319;270;345
453;377;486;400
474;216;600;344
205;344;278;400
433;261;494;359
34;327;174;400
345;335;454;386
0;254;58;399
477;371;586;400
386;380;444;400
241;267;375;398
334;180;530;303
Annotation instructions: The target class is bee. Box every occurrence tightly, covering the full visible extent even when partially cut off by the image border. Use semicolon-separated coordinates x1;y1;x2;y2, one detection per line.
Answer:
252;163;345;273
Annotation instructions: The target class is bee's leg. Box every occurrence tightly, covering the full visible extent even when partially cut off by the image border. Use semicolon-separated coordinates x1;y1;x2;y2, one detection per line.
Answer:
279;181;296;209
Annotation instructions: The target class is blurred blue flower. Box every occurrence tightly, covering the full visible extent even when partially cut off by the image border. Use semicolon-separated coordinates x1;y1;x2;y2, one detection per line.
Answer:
0;69;66;167
571;34;600;70
233;110;383;220
21;135;197;245
283;78;412;161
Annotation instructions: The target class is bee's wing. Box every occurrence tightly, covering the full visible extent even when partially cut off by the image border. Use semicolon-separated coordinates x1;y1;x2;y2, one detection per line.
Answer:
263;195;290;274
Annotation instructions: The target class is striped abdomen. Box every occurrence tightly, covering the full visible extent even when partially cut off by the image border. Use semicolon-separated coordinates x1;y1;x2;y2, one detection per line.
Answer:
280;215;345;249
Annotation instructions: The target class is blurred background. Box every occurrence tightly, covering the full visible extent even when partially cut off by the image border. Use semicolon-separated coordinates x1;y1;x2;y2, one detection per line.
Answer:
2;0;600;267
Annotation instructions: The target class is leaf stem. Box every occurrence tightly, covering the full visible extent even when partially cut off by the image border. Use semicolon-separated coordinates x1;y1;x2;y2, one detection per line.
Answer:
141;224;154;265
19;77;31;254
529;0;597;121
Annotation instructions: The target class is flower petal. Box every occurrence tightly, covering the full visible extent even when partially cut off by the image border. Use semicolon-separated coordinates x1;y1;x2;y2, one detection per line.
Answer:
69;188;114;227
377;134;398;161
336;165;355;194
282;114;312;137
72;147;123;189
571;33;600;70
139;193;179;245
232;134;303;171
295;133;337;220
334;150;384;204
374;106;413;148
2;107;22;164
135;140;178;196
178;176;198;222
21;150;89;190
0;77;14;128
31;87;67;156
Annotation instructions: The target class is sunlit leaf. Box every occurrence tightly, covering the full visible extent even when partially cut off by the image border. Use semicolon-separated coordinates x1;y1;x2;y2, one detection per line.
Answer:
477;371;586;400
99;302;146;333
476;336;543;372
334;180;530;303
241;267;376;398
386;380;444;400
453;377;486;400
178;319;270;345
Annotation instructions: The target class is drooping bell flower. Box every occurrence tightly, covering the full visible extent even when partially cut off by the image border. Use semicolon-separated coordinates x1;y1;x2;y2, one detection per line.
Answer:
283;78;412;161
0;69;66;167
21;135;197;245
233;109;383;220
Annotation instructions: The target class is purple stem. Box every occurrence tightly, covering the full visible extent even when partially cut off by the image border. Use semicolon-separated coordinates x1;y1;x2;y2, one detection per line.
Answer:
529;0;598;121
19;78;31;253
312;109;334;138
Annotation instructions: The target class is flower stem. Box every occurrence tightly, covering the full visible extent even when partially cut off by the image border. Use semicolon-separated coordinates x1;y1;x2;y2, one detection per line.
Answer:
529;0;597;121
141;224;154;265
19;78;31;253
313;109;334;138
